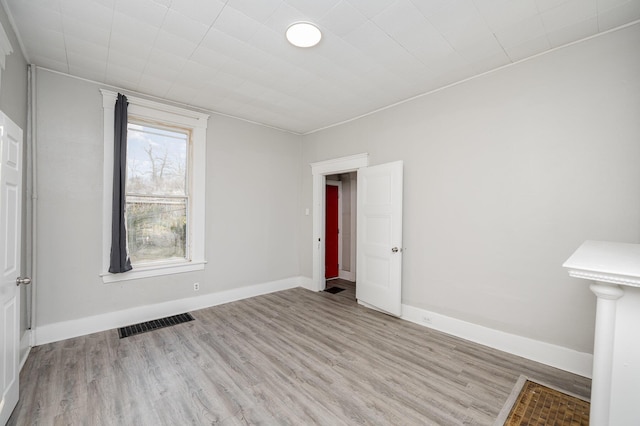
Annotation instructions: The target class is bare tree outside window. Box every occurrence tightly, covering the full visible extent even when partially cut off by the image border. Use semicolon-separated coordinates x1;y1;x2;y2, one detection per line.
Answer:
126;122;189;264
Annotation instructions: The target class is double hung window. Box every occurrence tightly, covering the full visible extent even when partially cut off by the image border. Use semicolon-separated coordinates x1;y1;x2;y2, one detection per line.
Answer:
101;90;209;283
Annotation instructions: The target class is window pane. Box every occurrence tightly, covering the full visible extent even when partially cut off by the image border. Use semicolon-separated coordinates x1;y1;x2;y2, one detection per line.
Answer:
126;197;187;264
127;123;188;196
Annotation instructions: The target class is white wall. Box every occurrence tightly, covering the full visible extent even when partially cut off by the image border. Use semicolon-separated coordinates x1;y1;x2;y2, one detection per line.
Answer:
29;21;640;369
299;24;640;354
339;172;356;277
34;69;302;329
0;8;26;128
341;174;351;272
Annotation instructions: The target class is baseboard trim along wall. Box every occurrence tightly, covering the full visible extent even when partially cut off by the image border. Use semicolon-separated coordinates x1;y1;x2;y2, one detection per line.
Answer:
339;270;355;281
33;276;593;378
299;276;314;291
401;304;593;378
34;276;302;346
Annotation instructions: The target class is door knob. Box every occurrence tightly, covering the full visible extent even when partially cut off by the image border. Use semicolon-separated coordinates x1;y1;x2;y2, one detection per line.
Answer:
16;277;31;286
392;247;399;253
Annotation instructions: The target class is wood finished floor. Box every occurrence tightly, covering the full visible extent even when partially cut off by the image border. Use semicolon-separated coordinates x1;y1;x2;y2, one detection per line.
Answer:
8;285;590;425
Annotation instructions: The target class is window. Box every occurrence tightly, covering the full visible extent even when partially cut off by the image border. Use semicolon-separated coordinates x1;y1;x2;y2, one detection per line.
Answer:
101;90;209;283
126;122;190;264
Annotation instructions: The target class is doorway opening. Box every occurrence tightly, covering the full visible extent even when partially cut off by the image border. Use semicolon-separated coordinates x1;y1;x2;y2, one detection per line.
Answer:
325;179;341;280
310;153;368;293
312;154;404;317
325;173;358;279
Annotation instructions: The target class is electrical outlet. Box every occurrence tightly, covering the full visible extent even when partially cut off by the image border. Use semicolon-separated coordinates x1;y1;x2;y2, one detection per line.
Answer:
193;282;200;291
421;315;432;324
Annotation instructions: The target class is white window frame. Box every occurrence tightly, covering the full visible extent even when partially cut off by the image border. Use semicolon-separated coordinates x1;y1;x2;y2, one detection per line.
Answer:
100;89;209;283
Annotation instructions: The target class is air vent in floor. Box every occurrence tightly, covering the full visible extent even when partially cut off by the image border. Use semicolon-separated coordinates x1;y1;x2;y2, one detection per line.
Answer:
118;313;195;338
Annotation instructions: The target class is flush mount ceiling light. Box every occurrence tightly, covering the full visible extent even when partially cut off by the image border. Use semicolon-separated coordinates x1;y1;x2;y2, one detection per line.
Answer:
286;22;322;48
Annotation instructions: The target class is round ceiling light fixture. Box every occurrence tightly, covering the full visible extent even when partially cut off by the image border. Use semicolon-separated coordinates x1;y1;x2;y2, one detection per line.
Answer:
286;22;322;48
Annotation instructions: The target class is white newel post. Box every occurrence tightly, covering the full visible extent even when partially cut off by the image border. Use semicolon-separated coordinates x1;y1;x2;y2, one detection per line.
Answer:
563;241;640;426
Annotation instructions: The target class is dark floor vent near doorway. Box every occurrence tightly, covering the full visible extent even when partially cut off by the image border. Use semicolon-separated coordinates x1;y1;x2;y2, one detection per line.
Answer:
118;313;195;339
324;287;345;294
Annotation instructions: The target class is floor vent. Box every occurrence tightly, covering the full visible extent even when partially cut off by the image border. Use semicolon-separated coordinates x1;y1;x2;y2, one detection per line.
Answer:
118;313;195;339
324;287;345;294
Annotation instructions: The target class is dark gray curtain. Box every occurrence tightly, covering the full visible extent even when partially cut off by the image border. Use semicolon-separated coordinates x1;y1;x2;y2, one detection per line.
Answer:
109;93;132;273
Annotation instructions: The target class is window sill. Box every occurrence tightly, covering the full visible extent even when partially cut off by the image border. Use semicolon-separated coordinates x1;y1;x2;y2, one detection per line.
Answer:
101;260;207;284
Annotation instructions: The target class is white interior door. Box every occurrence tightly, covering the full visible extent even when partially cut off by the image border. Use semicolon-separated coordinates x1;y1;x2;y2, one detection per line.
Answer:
0;112;23;425
356;161;403;316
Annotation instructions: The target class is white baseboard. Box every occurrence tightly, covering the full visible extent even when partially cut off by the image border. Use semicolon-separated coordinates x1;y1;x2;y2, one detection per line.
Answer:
34;276;302;346
401;304;593;378
299;276;314;291
31;276;592;378
339;270;355;281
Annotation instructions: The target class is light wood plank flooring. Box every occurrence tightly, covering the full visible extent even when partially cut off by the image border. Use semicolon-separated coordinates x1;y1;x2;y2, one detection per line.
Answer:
8;287;590;425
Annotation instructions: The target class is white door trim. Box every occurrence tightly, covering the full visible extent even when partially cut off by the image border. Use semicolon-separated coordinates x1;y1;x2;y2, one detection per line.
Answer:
325;180;342;279
27;65;37;347
310;153;369;292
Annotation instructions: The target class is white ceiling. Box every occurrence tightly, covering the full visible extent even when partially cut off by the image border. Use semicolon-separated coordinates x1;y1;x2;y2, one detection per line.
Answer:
4;0;640;134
